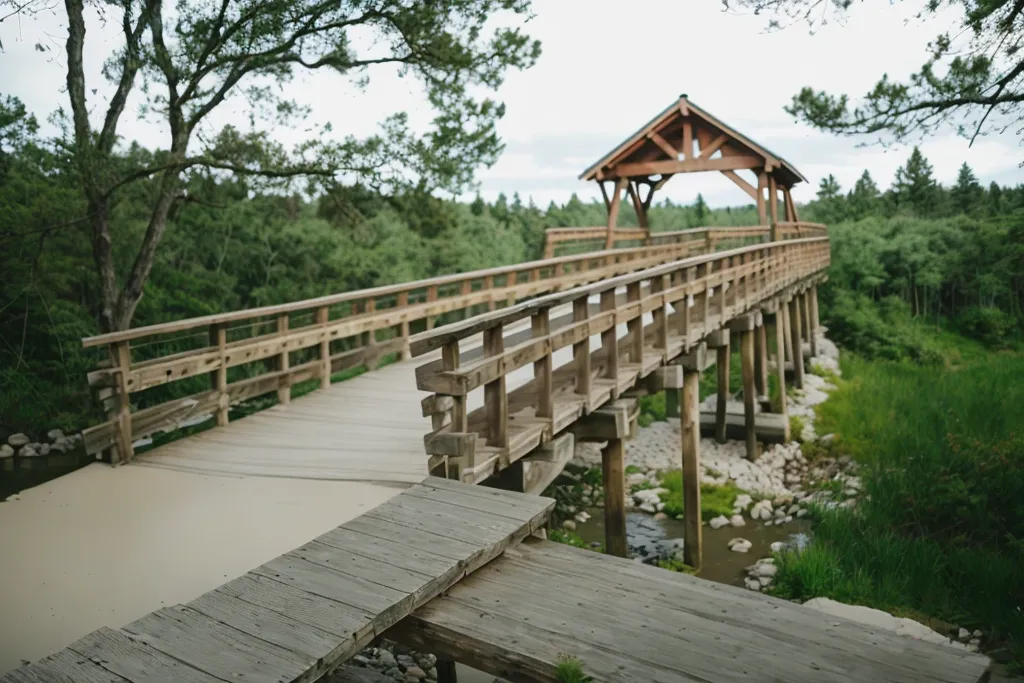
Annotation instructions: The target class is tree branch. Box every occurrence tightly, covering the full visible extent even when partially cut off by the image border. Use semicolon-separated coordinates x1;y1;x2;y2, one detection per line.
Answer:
97;0;154;153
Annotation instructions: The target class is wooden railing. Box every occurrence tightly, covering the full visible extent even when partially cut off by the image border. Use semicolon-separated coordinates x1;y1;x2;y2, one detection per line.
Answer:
411;237;831;484
80;232;756;464
543;221;828;258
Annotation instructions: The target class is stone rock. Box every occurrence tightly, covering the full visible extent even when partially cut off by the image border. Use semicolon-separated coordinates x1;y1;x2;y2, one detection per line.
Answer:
19;446;38;457
802;598;967;650
7;433;29;447
626;472;646;486
958;628;970;640
758;576;773;588
6;494;20;502
405;666;426;679
972;629;982;638
0;444;13;459
38;443;50;456
966;643;979;653
352;655;370;666
770;541;784;552
397;654;417;668
639;502;657;514
49;441;67;454
561;519;577;531
819;433;836;444
730;514;746;527
744;577;762;591
47;429;65;442
734;493;753;510
796;509;808;518
709;515;730;530
654;512;668;521
755;563;778;578
574;511;590;524
727;538;752;553
969;638;981;647
378;650;397;669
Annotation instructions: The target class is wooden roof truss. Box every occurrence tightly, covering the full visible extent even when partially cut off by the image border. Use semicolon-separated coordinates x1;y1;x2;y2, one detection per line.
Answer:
579;95;807;247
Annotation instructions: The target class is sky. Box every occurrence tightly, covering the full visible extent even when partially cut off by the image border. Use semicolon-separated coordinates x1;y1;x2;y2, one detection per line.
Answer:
1;0;1022;208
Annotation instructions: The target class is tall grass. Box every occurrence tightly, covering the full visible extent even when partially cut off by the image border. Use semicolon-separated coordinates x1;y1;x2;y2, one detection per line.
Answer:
773;352;1024;666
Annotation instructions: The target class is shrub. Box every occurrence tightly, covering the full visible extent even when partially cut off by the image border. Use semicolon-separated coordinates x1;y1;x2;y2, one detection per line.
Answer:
658;471;740;520
955;306;1018;348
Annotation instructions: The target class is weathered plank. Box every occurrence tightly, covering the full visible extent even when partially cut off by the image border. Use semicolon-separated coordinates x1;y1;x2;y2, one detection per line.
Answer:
67;627;224;683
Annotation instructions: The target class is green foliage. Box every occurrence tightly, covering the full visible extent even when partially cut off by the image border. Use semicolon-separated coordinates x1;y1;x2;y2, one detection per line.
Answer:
638;392;667;426
955;306;1018;348
777;352;1024;664
656;557;698;575
554;656;593;683
789;415;805;443
548;529;588;549
658;471;741;521
728;1;1024;149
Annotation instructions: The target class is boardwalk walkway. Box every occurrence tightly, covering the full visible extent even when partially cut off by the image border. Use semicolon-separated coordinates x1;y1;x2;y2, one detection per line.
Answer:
394;538;992;683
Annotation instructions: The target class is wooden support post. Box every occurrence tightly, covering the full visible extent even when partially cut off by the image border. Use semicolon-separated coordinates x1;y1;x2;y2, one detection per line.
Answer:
756;172;768;225
602;437;627;558
110;341;133;465
800;291;811;341
808;286;820;358
426;285;438;331
768;173;779;225
573;298;591;400
754;322;768;398
770;313;786;440
781;300;794;364
789;296;805;390
315;307;331;389
715;337;730;445
436;660;458;683
532;309;553;419
443;341;466;433
681;368;702;569
604;178;627;250
626;281;643;363
740;329;757;461
210;324;229;426
483;325;508;448
397;292;411;360
600;289;618;386
275;314;290;405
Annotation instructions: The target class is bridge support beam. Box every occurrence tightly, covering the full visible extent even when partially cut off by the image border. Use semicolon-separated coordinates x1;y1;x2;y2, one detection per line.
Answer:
771;307;791;443
730;314;761;462
808;285;820;359
754;321;769;401
679;349;705;570
707;329;730;444
789;294;805;390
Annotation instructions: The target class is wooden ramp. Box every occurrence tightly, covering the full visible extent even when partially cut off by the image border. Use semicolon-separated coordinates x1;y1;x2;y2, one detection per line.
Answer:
391;538;992;683
0;478;553;683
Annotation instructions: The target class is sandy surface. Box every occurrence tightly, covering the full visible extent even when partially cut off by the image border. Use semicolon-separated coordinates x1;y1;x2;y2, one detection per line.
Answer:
0;462;402;675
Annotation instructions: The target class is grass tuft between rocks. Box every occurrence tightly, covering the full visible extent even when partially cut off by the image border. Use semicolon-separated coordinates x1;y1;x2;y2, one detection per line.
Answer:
555;656;593;683
657;470;742;521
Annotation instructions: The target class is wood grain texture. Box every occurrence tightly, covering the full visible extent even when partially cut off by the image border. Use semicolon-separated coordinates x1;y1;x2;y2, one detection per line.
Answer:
392;538;991;683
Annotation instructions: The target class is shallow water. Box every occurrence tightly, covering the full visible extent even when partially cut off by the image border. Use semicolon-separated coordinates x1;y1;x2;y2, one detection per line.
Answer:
574;507;811;586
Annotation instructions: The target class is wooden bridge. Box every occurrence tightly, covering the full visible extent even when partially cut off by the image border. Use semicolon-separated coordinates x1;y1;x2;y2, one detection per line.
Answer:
0;96;993;682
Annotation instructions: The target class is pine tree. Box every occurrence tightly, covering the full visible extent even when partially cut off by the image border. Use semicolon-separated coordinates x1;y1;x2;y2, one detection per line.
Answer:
848;170;880;219
814;174;844;223
693;193;709;226
470;193;486;216
893;147;939;216
950;163;982;215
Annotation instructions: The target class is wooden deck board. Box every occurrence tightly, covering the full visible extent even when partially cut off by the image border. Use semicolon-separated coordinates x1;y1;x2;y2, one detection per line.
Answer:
0;480;555;683
389;538;991;683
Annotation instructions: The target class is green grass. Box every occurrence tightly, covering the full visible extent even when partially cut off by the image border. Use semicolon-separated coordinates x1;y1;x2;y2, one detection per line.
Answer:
656;557;698;574
658;470;741;520
638;392;667;426
775;350;1024;668
555;656;593;683
789;414;805;443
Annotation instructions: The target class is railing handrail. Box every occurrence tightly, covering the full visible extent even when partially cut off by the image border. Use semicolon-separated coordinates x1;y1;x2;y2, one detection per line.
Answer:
409;236;828;357
81;232;729;349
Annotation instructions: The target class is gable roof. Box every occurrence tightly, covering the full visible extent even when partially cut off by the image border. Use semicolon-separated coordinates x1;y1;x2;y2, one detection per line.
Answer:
579;95;807;187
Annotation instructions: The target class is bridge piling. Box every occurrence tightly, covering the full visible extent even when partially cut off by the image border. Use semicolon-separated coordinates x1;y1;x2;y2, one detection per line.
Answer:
709;329;731;444
789;295;806;390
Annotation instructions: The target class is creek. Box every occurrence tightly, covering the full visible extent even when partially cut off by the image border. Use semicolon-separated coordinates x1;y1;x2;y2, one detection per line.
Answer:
573;507;811;586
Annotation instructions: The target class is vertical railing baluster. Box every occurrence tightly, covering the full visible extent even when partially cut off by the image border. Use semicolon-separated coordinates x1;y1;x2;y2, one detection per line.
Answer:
532;309;553;420
210;323;229;424
483;324;508;448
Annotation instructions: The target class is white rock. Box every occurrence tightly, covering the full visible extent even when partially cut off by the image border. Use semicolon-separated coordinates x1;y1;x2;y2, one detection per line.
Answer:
802;598;966;650
0;444;13;459
770;541;785;552
729;539;752;553
19;446;38;457
756;563;778;578
639;502;657;514
966;643;979;653
796;509;808;518
958;628;970;641
730;514;746;527
47;429;65;441
5;494;20;502
734;494;753;510
709;515;730;530
7;433;29;447
626;472;647;486
969;638;980;647
38;444;50;456
758;576;773;588
972;629;982;638
654;512;668;521
561;519;577;531
744;577;761;591
783;515;793;523
574;511;590;524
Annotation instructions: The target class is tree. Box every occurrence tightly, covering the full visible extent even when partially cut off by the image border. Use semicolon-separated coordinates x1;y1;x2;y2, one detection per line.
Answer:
3;0;541;331
893;147;939;215
951;162;983;215
693;193;709;226
848;170;880;219
813;173;845;223
725;0;1024;154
